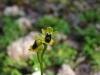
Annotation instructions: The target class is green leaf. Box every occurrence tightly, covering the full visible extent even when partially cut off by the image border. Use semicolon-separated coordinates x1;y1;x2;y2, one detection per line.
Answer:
11;69;22;75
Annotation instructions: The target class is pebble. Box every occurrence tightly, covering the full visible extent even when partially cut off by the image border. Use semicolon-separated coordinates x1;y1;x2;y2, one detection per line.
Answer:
17;17;32;31
3;5;19;16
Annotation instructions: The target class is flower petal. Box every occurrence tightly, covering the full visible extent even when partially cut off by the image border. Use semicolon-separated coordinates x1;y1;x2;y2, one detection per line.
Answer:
42;38;54;45
49;39;54;45
29;45;39;52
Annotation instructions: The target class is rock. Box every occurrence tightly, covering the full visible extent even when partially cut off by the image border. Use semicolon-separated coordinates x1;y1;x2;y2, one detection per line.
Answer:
7;32;39;61
74;1;84;10
24;0;30;4
17;17;32;31
18;9;26;16
32;71;41;75
26;8;39;24
76;56;86;64
74;1;91;10
3;5;19;16
66;13;81;26
67;40;79;50
31;71;45;75
96;24;100;30
94;72;100;75
47;45;52;51
3;6;12;16
95;45;100;51
57;64;76;75
75;63;93;75
11;5;19;16
56;33;67;41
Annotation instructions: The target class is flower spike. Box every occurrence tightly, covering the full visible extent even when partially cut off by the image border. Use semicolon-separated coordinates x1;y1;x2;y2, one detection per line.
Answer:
28;27;58;75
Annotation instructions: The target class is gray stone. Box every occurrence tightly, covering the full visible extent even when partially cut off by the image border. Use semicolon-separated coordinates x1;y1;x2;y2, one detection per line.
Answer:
7;32;39;61
17;17;32;31
95;45;100;51
31;71;45;75
3;5;19;16
67;40;79;50
94;72;100;75
66;13;81;26
96;24;100;30
57;64;76;75
76;56;86;64
56;33;67;41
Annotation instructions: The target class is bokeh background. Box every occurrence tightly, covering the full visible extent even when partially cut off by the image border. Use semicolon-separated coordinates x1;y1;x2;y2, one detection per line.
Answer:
0;0;100;75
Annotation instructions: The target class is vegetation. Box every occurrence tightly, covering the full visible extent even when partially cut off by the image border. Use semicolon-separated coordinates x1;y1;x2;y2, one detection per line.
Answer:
0;16;24;49
0;0;100;75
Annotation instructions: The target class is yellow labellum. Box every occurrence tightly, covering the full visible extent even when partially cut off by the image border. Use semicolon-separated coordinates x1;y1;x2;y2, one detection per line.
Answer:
42;38;54;45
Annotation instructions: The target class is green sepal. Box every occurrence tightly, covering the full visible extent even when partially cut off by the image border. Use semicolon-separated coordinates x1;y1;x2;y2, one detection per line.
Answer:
52;31;58;37
42;29;46;35
46;27;53;34
35;34;42;39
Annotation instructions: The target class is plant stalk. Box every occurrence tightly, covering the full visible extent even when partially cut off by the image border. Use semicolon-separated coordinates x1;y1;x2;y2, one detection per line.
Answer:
40;44;47;75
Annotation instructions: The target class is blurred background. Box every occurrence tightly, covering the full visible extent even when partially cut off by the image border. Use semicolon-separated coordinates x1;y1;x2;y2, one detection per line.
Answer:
0;0;100;75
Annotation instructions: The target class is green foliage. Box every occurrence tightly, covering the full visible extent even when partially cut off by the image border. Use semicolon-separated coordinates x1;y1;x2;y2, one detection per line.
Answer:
75;25;100;71
0;50;42;75
28;55;40;72
78;10;100;23
43;43;77;68
0;16;26;75
1;1;100;73
0;17;24;49
35;15;71;34
92;51;100;72
0;51;28;75
45;70;54;75
27;43;77;73
75;25;100;38
54;44;77;67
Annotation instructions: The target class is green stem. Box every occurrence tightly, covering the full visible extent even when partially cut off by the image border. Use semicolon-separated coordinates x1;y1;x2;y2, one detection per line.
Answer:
40;60;43;75
37;51;43;75
37;52;40;63
41;44;47;60
40;44;47;75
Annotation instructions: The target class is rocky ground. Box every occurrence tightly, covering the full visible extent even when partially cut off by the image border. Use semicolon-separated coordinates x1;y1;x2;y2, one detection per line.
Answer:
0;0;100;75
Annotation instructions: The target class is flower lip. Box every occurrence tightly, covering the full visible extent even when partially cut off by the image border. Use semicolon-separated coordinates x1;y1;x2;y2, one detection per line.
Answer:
29;39;43;52
32;40;37;49
45;33;51;43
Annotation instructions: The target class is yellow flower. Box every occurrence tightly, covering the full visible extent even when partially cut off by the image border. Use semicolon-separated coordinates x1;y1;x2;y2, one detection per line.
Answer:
42;33;54;45
41;27;57;45
29;39;42;52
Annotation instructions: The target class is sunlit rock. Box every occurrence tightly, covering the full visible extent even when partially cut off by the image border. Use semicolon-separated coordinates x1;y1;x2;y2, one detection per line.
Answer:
57;64;76;75
17;17;32;31
7;32;39;61
31;71;45;75
3;5;19;16
55;33;67;44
